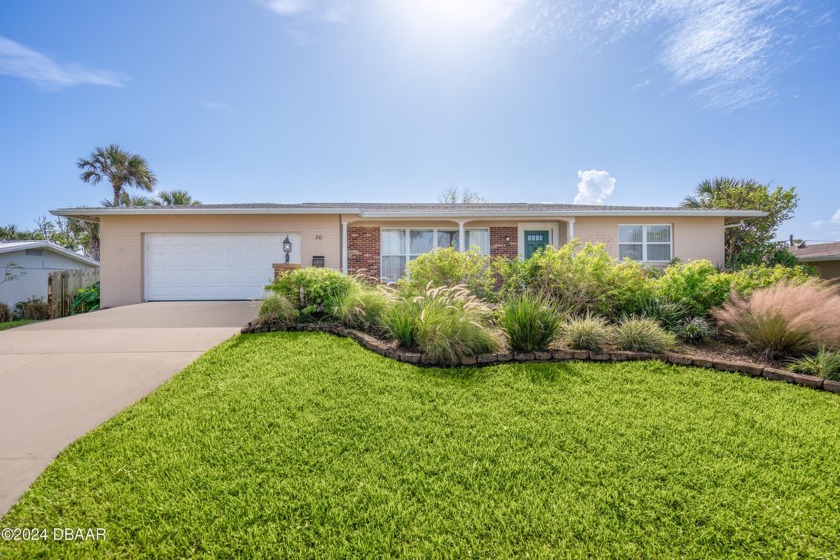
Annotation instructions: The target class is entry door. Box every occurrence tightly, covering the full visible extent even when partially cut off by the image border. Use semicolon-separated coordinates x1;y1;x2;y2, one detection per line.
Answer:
524;231;549;259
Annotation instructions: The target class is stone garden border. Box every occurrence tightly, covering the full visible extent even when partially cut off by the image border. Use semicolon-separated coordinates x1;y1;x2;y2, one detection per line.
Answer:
241;322;840;395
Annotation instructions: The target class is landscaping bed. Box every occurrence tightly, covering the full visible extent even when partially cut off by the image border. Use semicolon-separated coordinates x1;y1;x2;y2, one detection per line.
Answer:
2;332;839;558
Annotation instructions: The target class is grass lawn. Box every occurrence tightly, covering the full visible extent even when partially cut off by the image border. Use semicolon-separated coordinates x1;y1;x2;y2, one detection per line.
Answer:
2;332;839;558
0;320;37;331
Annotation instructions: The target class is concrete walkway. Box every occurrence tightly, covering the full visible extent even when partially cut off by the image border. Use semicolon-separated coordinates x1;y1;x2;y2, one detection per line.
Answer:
0;301;258;517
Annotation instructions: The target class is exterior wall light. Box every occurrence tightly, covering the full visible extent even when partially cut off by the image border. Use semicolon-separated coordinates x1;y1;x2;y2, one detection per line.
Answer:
283;236;292;263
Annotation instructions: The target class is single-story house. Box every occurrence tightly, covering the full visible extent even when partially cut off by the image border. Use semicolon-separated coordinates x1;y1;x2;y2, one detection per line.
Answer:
0;240;100;309
51;203;765;309
788;241;840;279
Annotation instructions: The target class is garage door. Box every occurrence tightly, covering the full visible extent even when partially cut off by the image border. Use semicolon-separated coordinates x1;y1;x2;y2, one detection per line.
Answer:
145;233;300;301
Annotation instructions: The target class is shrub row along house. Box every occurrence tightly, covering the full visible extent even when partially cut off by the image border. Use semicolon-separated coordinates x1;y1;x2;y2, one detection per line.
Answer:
52;203;764;309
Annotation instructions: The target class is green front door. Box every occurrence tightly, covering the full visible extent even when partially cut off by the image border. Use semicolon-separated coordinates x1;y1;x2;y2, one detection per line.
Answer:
524;230;549;259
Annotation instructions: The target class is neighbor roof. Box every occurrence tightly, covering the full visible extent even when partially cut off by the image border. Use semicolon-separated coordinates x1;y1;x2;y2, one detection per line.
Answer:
788;241;840;262
52;202;767;222
0;240;99;267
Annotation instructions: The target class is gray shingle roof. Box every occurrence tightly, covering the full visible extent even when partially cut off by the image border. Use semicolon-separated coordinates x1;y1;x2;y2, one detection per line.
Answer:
789;241;840;260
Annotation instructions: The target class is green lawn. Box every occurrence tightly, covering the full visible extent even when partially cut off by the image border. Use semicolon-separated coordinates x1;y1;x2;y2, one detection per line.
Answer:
2;333;839;558
0;320;37;331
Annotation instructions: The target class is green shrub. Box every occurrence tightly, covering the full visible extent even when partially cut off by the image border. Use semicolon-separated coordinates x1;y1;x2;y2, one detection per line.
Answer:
14;297;50;320
562;314;614;351
675;317;715;344
713;280;840;360
0;302;11;322
267;268;355;321
336;284;393;335
70;282;100;314
788;347;840;381
384;284;498;364
635;296;690;330
401;247;494;299
496;241;653;318
654;260;732;317
614;317;676;353
728;264;813;297
256;294;298;326
498;293;562;352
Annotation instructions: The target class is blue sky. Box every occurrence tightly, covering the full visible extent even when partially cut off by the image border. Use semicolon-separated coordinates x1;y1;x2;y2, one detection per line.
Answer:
1;0;838;241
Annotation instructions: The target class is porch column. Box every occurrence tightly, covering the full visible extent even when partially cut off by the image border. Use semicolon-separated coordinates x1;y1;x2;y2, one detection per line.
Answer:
567;218;575;241
341;221;348;273
458;221;465;252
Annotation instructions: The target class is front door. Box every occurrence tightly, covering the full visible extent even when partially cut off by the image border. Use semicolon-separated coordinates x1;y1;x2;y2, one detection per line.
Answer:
524;230;549;259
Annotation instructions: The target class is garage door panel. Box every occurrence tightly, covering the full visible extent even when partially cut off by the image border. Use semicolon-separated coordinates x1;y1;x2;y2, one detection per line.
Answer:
145;234;299;301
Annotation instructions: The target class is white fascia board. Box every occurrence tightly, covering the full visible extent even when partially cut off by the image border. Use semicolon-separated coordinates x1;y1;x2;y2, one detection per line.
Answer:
359;210;768;219
0;240;99;267
51;207;361;219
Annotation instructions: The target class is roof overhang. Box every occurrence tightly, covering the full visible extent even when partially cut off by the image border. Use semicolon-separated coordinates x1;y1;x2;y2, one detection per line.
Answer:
794;254;840;263
0;240;99;267
51;207;768;222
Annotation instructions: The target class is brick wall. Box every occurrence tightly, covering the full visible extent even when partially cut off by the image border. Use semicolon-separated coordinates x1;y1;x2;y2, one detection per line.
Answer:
272;263;301;278
490;227;518;260
348;226;380;281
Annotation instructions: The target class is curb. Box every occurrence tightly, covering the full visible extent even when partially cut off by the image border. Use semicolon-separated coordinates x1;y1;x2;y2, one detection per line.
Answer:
242;322;839;395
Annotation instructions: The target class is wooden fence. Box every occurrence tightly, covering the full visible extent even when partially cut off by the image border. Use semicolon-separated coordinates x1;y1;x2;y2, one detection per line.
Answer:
48;269;100;319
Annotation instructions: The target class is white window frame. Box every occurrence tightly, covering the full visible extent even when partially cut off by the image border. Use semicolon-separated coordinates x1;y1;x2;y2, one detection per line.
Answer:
618;224;673;263
380;227;490;281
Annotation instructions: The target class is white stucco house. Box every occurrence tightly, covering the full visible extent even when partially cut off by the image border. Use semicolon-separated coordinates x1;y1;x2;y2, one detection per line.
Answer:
0;241;99;309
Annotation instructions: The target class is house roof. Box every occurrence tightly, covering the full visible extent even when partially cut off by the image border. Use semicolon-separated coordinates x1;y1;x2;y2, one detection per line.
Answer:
788;241;840;262
0;240;99;267
51;202;768;222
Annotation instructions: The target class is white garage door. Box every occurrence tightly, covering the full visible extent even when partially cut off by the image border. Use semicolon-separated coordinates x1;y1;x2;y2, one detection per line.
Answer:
145;233;300;301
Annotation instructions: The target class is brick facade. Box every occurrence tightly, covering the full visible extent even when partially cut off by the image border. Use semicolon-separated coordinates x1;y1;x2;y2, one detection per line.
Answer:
272;263;301;278
347;226;380;281
490;227;518;260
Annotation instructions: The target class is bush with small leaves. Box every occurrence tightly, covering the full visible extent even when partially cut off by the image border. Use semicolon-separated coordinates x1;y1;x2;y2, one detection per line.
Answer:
562;314;614;352
498;293;562;352
14;297;50;320
0;302;11;322
267;268;355;321
614;316;676;353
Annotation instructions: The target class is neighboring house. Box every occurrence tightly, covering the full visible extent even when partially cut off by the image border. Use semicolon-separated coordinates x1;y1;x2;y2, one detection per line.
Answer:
51;203;764;309
0;240;100;309
788;241;840;279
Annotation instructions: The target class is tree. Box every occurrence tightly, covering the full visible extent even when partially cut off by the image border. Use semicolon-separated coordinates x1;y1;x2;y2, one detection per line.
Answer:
153;189;201;206
681;177;799;267
77;144;157;206
437;184;487;204
101;193;154;207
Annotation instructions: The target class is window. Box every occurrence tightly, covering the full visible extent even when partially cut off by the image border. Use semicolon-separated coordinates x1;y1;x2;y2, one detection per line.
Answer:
618;224;672;262
380;227;490;281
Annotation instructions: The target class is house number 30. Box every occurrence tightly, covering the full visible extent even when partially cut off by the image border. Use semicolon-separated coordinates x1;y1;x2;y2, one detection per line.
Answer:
314;234;323;240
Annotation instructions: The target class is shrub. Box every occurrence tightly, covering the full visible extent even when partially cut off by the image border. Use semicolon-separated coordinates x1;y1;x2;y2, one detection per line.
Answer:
675;317;715;344
70;282;100;314
635;296;690;330
336;284;393;335
498;293;562;352
788;348;840;381
255;294;297;326
0;302;11;322
401;247;494;299
614;317;676;353
267;268;355;321
384;284;498;364
728;264;812;297
654;260;732;317
713;280;840;360
496;241;653;318
14;297;50;320
561;314;614;351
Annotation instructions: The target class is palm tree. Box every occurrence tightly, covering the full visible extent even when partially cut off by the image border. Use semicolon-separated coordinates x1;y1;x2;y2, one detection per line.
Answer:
100;193;154;207
153;189;201;206
78;144;157;206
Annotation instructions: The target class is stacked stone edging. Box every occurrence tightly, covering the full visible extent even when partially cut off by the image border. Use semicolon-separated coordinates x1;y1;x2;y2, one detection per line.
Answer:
241;322;840;395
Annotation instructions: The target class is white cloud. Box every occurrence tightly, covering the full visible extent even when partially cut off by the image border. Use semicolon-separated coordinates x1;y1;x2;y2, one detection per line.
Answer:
261;0;311;16
256;0;349;44
574;170;616;205
0;35;127;89
811;208;840;233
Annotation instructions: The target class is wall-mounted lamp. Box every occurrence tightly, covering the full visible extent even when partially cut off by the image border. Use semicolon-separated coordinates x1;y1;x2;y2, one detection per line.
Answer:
283;236;292;263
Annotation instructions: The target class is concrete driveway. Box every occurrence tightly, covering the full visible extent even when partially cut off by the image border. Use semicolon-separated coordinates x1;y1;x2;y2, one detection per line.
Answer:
0;301;258;517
